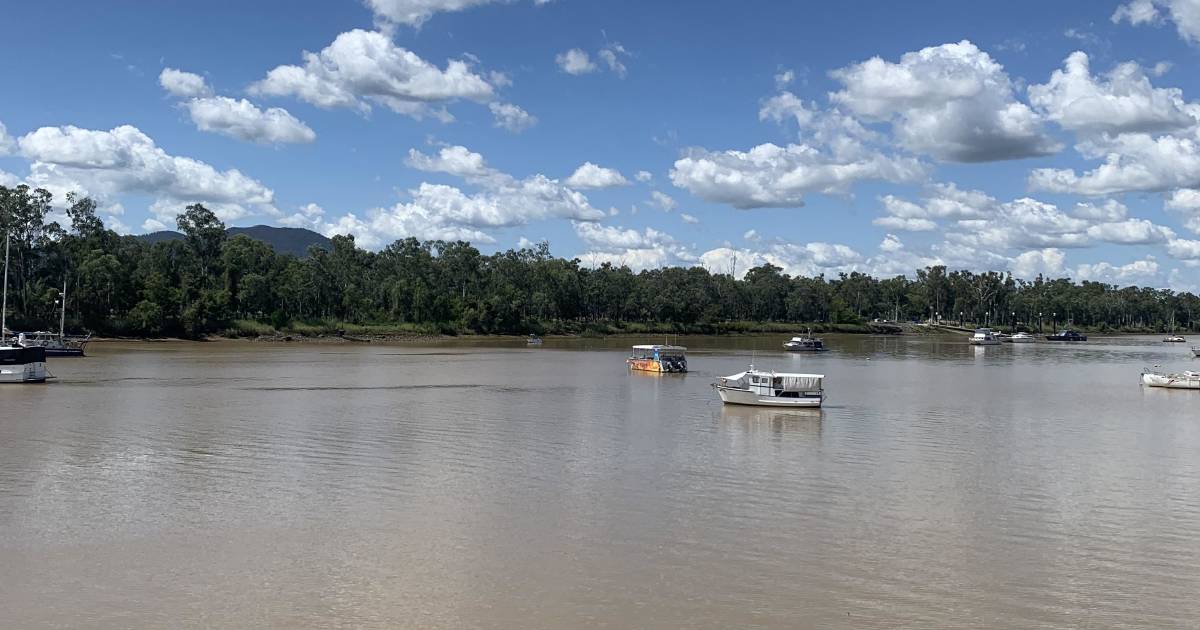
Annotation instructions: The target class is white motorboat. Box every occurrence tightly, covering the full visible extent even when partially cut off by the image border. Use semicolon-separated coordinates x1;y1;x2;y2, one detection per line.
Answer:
713;366;824;407
1163;335;1186;343
783;329;825;352
1193;346;1200;358
1009;332;1036;343
0;234;49;383
968;327;1001;345
1142;369;1200;389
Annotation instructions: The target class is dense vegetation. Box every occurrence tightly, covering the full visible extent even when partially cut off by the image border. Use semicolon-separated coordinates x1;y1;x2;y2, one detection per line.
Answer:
2;184;1199;338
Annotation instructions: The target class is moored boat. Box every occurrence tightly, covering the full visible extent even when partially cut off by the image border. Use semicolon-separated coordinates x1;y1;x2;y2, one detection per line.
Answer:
1142;368;1200;389
713;366;824;407
14;331;90;357
783;330;825;352
1010;332;1036;343
1193;346;1200;358
627;344;687;373
968;327;1001;345
1163;335;1186;343
0;344;48;383
1046;329;1087;342
526;334;543;345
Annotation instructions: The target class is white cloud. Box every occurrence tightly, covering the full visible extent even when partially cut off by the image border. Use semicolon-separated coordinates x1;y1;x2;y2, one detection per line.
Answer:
634;170;653;183
1166;188;1200;233
317;145;606;248
879;233;904;253
758;91;815;128
1071;199;1129;221
0;170;19;187
1075;257;1160;284
670;142;924;209
774;69;795;90
597;43;629;78
250;29;493;118
18;124;275;222
1029;52;1195;136
680;213;699;224
184;96;316;144
873;182;995;231
1011;248;1067;279
949;197;1091;251
280;202;326;228
488;102;537;133
564;162;629;189
829;40;1059;162
649;190;677;211
365;0;553;27
555;48;597;75
1113;0;1200;44
575;222;696;271
1168;237;1200;259
0;121;17;156
873;216;938;232
159;68;211;98
1029;131;1200;195
698;240;864;279
1085;218;1175;244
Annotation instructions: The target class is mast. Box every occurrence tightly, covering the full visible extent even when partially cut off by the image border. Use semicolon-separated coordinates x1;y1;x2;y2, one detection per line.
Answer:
1;232;8;341
59;277;67;342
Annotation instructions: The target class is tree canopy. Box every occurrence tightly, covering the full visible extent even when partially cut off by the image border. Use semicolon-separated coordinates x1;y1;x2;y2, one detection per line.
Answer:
1;184;1198;338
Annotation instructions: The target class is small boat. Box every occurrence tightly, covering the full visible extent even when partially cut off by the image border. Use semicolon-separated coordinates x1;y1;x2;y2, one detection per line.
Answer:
15;331;90;357
783;329;825;352
1045;330;1087;342
1142;368;1200;389
1010;332;1036;343
1193;346;1200;358
714;365;824;407
968;327;1001;345
1163;335;1186;343
526;334;543;345
627;344;687;373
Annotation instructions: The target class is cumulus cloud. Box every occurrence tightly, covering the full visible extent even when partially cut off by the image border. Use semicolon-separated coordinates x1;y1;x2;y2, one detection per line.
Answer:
280;202;327;228
1113;0;1200;44
0;121;16;156
1011;248;1067;278
634;170;653;183
365;0;552;27
250;29;493;118
649;190;677;211
488;102;537;133
1166;188;1200;232
873;182;994;231
829;40;1059;162
184;96;316;144
564;162;629;189
555;48;597;75
1085;218;1175;244
314;145;605;248
1071;199;1129;221
698;240;865;279
597;43;630;78
159;68;211;98
680;213;699;224
758;91;816;128
1029;52;1195;136
1029;131;1200;195
17;124;275;223
670;142;924;209
575;222;697;271
1075;256;1161;284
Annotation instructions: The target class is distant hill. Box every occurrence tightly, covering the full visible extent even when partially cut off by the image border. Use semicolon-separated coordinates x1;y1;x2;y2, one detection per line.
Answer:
137;225;333;257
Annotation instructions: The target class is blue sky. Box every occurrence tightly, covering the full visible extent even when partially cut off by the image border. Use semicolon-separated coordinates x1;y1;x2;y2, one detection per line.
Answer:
3;0;1200;288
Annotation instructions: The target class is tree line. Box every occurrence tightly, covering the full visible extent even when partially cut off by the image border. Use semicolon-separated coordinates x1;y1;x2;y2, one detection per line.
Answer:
2;184;1198;338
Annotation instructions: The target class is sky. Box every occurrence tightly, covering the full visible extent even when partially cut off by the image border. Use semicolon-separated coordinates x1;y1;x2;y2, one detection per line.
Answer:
3;0;1200;289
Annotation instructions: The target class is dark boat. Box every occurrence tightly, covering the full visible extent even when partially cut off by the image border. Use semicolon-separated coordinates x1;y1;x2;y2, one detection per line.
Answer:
1045;329;1087;342
15;331;90;357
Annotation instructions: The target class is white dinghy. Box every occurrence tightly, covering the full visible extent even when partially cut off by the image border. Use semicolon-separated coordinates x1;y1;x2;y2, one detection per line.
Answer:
714;366;824;408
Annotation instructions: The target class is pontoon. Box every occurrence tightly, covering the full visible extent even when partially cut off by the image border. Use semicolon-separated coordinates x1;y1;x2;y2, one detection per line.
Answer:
627;345;687;373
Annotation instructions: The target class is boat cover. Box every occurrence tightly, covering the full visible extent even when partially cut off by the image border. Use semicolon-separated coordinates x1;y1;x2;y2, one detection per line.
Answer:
780;376;822;391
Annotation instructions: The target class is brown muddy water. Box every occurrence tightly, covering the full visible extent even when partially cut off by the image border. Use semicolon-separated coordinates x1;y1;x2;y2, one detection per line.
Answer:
1;335;1199;628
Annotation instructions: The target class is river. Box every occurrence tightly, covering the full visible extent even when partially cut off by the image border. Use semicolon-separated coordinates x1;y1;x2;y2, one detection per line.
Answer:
1;334;1198;628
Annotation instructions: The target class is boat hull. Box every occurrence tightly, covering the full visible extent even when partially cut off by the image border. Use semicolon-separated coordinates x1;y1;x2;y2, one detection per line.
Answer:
44;348;85;357
968;339;1001;345
627;358;687;373
1142;372;1200;389
716;385;823;407
0;347;49;383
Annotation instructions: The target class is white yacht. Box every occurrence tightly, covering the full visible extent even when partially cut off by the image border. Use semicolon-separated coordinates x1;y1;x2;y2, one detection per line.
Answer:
1142;368;1200;390
1163;335;1186;343
1010;332;1036;343
968;327;1001;345
713;366;824;407
0;234;49;383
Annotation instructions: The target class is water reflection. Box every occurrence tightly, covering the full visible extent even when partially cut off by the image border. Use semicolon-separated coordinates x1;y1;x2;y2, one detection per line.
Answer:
718;404;823;437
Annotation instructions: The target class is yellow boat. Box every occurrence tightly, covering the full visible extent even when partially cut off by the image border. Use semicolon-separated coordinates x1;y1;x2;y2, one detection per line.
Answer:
626;344;688;373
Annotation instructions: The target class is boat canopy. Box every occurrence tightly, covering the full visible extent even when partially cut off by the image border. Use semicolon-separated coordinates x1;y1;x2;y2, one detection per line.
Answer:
720;370;823;391
632;344;686;351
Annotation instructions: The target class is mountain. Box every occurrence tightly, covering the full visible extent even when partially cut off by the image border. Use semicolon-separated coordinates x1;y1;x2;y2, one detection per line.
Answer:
137;225;333;257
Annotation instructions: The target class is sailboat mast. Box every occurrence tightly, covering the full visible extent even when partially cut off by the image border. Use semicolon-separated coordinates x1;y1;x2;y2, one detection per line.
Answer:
1;232;9;339
60;277;67;342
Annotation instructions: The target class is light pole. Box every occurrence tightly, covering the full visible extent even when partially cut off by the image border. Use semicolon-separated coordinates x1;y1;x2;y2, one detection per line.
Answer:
1038;312;1043;333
